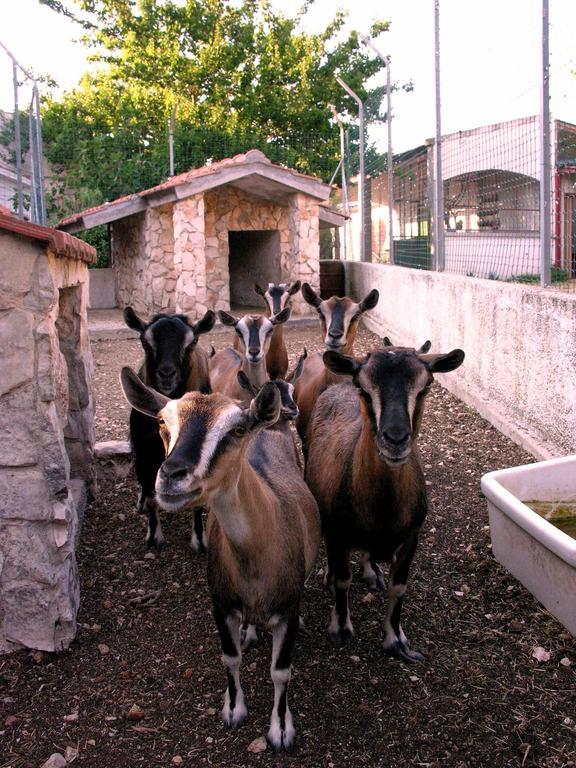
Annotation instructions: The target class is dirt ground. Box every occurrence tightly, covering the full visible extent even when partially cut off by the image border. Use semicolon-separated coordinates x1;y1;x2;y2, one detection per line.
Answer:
1;324;575;768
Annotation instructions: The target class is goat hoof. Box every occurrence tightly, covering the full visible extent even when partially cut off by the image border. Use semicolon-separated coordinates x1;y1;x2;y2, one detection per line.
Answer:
190;536;207;555
384;639;425;663
240;623;258;652
222;703;247;730
146;538;165;551
328;626;354;648
267;719;295;753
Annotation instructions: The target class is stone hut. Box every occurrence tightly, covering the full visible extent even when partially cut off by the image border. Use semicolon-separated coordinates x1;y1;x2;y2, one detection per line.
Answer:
0;210;96;652
59;150;346;317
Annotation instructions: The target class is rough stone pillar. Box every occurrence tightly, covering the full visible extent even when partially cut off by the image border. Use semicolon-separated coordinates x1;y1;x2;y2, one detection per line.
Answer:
173;195;208;318
287;193;320;315
0;219;96;653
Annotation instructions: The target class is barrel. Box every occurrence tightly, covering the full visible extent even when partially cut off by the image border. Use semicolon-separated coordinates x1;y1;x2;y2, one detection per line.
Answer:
319;259;346;299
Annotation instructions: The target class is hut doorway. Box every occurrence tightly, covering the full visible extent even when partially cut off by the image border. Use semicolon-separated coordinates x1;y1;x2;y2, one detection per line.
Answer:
228;230;281;309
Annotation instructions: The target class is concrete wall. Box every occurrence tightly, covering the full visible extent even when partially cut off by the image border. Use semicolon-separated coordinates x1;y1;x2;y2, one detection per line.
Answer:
89;267;116;308
345;262;576;460
444;233;540;278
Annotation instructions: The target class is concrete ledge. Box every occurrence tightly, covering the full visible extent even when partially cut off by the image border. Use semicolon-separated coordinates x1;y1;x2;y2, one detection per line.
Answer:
346;261;576;460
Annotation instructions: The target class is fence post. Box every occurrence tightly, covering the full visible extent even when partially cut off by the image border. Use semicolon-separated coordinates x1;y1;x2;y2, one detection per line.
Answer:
433;0;445;271
12;61;24;219
336;76;368;262
540;0;551;287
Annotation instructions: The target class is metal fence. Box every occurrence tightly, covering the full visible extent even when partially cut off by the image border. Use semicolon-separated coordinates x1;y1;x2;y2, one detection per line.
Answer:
0;41;46;224
337;0;576;293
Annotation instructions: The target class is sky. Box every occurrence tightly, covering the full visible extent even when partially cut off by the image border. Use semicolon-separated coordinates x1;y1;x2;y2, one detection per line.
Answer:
1;0;575;154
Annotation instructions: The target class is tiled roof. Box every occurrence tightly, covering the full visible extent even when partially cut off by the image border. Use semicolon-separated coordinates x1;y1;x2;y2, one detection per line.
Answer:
59;149;324;228
0;212;96;264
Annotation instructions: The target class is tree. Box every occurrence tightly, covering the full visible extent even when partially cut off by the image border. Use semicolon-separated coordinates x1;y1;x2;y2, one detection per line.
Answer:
41;0;394;224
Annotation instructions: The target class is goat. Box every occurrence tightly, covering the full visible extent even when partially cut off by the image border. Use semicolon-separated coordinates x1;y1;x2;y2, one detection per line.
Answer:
120;370;320;752
253;281;301;379
305;342;464;660
293;282;379;451
123;306;216;551
210;308;290;404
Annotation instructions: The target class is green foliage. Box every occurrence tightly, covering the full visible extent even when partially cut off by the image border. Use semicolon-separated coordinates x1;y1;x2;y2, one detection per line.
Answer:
40;0;393;229
508;265;570;284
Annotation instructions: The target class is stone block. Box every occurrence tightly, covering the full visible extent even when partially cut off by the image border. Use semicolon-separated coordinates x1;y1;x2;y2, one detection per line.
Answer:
0;467;52;521
0;310;35;398
0;233;37;307
0;384;39;466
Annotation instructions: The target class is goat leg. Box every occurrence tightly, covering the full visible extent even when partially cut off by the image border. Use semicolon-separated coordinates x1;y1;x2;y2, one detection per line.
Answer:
190;506;208;554
144;497;165;549
359;553;386;592
382;535;424;663
326;542;354;647
213;606;247;730
267;611;299;753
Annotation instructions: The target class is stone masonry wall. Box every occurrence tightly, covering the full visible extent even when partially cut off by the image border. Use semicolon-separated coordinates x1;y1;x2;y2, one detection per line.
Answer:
113;206;176;315
173;195;208;319
0;229;95;653
287;193;320;316
204;187;289;312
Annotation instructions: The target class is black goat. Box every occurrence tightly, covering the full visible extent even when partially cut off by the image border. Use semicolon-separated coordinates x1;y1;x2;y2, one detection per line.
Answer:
124;307;216;549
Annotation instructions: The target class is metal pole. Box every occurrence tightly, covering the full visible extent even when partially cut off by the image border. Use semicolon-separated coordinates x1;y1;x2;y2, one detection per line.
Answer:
168;104;176;177
433;0;445;271
12;62;24;218
359;35;394;264
540;0;551;287
336;75;367;261
330;105;349;260
33;85;46;225
28;106;37;222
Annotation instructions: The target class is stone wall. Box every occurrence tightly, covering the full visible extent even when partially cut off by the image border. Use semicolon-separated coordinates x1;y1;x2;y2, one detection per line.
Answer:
345;261;576;460
113;206;176;315
0;224;95;653
173;195;207;318
287;193;321;315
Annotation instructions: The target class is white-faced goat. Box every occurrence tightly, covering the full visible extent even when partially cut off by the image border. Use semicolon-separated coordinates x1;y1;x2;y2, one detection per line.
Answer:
305;342;464;660
123;307;216;550
210;308;291;404
253;281;301;379
120;369;320;752
293;283;379;451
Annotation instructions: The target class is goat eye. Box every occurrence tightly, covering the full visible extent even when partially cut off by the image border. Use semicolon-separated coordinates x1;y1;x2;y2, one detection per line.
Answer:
233;425;247;437
158;418;166;427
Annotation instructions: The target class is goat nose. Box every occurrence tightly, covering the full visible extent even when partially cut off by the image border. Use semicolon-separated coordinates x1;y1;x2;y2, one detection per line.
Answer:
160;460;188;481
328;328;343;339
158;365;176;378
248;346;260;357
383;427;410;446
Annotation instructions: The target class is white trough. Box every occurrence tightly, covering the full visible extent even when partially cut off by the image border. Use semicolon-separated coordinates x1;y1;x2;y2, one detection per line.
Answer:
481;455;576;635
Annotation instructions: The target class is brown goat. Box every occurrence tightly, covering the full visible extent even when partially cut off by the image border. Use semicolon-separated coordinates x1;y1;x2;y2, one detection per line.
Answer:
210;308;290;404
293;283;379;451
120;371;320;752
305;343;464;660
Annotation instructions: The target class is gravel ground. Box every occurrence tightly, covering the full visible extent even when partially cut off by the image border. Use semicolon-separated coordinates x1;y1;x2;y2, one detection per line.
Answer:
1;324;575;768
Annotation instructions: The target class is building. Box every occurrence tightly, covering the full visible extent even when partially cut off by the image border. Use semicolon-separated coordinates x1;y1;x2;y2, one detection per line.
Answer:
58;149;346;317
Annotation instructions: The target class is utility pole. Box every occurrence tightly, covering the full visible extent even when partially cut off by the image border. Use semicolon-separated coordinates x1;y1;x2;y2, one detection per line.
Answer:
359;34;394;264
540;0;551;287
330;105;349;260
336;75;368;262
433;0;445;271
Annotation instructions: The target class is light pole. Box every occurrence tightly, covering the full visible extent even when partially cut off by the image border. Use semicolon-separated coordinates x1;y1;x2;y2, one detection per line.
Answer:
540;0;551;287
433;0;445;271
336;75;368;262
359;34;394;264
329;105;349;260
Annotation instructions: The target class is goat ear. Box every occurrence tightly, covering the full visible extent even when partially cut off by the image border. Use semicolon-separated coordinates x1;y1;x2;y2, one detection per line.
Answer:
359;289;379;312
322;351;360;377
286;347;308;384
194;309;216;336
418;340;432;354
236;370;258;397
120;367;169;417
288;280;301;296
123;306;147;333
218;310;238;327
421;349;465;373
254;283;266;297
248;382;281;429
382;336;393;347
271;306;291;325
302;282;322;308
